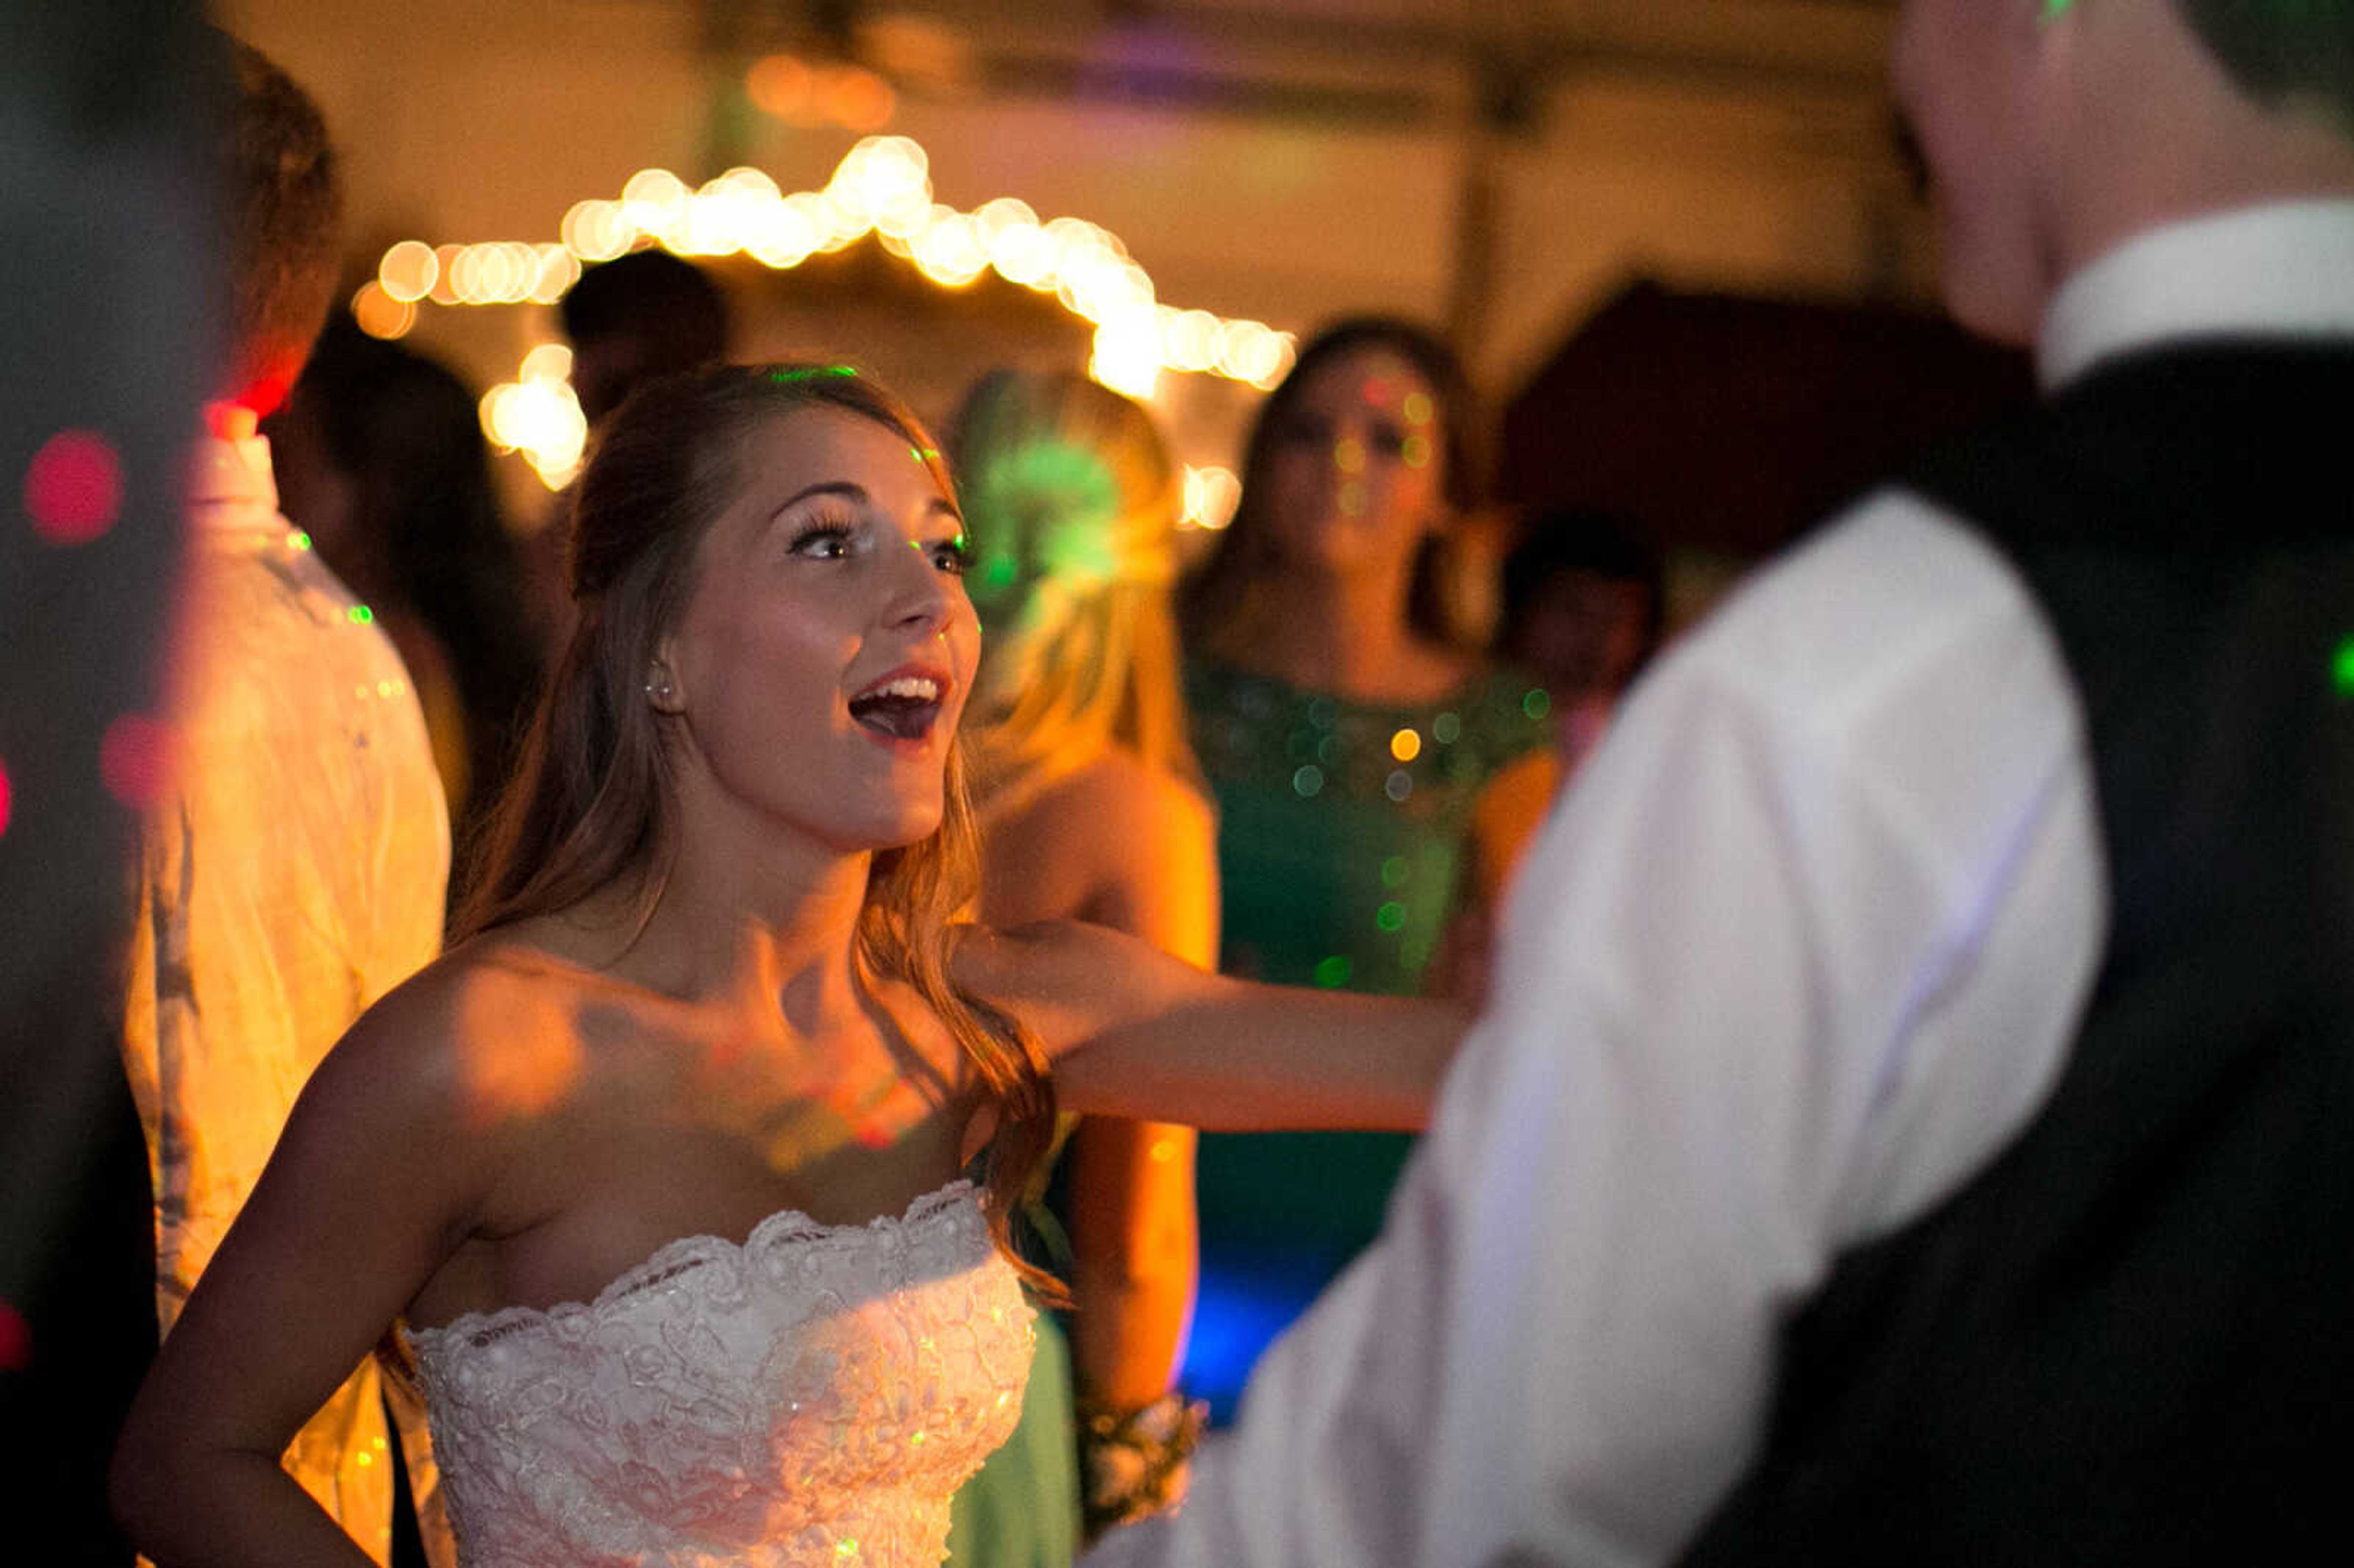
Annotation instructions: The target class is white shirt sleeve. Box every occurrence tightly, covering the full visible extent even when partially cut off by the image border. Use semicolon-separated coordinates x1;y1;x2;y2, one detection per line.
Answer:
1086;498;2105;1568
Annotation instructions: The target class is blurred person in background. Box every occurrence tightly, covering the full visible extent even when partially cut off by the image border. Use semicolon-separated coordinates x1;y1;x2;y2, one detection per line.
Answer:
269;313;545;863
115;36;451;1566
1173;317;1548;1415
519;249;733;663
948;370;1216;1559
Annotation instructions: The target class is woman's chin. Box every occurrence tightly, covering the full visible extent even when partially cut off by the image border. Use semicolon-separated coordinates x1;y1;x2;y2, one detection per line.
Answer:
853;799;945;856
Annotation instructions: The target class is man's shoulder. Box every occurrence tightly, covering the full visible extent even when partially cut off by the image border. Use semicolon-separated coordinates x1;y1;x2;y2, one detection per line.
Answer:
183;525;408;682
173;519;442;806
1674;492;2049;726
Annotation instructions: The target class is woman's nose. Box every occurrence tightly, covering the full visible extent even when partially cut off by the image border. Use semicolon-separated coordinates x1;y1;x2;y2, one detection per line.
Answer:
883;540;958;633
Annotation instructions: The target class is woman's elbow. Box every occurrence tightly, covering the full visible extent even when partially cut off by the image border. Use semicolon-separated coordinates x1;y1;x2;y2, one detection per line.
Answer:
107;1402;173;1550
109;1389;218;1555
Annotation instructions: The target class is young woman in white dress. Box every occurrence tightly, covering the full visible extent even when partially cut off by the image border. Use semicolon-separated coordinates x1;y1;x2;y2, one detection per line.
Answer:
110;364;1457;1568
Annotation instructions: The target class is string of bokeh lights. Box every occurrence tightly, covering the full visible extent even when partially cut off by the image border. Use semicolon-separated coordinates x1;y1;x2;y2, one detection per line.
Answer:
354;135;1279;528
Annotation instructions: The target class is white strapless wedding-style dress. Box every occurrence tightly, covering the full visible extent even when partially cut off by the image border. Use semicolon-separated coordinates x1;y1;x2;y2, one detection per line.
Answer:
403;1180;1034;1568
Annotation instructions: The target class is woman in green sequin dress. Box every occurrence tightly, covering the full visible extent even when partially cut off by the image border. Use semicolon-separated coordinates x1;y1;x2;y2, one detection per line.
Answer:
1177;319;1548;1416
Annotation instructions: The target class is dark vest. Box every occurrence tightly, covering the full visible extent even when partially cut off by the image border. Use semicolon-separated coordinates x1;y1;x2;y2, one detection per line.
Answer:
1678;342;2354;1566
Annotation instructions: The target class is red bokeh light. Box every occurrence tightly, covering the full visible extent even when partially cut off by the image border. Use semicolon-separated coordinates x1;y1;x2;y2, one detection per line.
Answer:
99;714;173;809
0;1298;28;1373
24;429;124;546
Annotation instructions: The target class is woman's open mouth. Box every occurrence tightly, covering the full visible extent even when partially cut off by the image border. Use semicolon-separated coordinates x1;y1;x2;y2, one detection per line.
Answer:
848;672;944;743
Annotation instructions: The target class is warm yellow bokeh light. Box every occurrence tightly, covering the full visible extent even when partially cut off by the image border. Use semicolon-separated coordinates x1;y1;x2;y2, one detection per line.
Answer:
394;134;1305;466
351;281;414;340
375;239;440;303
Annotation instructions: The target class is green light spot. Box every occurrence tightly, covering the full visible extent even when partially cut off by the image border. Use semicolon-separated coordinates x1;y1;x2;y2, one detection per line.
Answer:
2334;634;2354;698
771;365;858;383
1292;763;1325;797
1522;688;1551;721
1432;711;1461;745
1375;900;1406;933
1380;854;1409;889
287;530;311;551
346;604;375;625
1313;954;1354;989
980;554;1019;590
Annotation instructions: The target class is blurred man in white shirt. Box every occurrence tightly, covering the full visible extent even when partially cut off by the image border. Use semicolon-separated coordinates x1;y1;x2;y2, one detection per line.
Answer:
1090;4;2354;1562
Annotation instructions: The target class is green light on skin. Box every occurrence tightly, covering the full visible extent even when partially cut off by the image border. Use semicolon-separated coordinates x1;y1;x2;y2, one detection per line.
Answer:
2040;0;2073;20
2333;634;2354;698
346;604;374;625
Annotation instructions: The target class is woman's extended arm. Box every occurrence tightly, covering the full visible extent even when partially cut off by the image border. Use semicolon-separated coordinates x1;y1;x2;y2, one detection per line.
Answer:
958;921;1468;1132
110;976;498;1568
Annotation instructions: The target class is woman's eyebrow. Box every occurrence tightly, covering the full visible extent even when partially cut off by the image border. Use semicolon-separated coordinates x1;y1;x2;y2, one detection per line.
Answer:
771;479;869;515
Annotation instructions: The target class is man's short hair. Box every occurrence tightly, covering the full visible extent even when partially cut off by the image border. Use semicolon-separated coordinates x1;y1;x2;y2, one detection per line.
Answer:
557;251;730;422
2175;0;2354;128
224;38;342;397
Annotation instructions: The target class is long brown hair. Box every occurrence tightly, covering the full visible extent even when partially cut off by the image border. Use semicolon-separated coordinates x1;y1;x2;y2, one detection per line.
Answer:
950;369;1202;813
453;362;1058;1292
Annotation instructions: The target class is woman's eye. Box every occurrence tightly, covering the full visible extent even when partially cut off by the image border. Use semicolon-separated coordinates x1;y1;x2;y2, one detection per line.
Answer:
787;523;854;560
1274;415;1332;449
931;534;972;576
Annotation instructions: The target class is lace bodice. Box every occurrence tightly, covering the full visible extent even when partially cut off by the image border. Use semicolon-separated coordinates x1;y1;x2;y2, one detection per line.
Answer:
404;1181;1034;1568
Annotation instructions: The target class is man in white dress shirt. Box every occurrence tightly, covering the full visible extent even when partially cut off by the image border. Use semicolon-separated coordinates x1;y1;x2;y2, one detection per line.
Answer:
116;38;451;1566
1089;3;2354;1563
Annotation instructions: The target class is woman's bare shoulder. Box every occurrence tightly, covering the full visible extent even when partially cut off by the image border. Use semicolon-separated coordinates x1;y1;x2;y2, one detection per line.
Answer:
310;934;587;1130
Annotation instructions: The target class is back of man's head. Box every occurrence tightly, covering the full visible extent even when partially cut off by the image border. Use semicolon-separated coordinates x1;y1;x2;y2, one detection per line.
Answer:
557;250;730;424
222;37;341;421
2174;0;2354;131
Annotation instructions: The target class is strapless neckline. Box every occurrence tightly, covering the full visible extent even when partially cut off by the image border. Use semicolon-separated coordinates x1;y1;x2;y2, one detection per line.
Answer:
403;1174;1033;1567
406;1177;979;1352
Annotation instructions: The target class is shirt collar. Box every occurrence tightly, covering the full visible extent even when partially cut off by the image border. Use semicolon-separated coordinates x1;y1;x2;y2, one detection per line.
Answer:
184;428;281;526
2036;199;2354;391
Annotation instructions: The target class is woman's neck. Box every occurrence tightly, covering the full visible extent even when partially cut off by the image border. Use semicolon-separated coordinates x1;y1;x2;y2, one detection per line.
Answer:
1211;555;1462;702
606;829;876;1037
